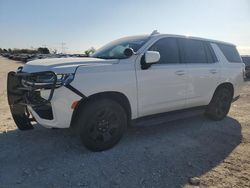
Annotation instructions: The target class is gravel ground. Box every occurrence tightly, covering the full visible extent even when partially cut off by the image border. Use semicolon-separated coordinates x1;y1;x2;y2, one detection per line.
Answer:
0;56;249;188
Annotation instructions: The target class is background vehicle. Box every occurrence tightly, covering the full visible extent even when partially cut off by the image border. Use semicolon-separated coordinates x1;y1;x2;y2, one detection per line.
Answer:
7;31;245;151
242;55;250;78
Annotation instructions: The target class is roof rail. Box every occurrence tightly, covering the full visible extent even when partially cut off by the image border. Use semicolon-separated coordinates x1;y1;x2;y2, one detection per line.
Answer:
150;30;160;36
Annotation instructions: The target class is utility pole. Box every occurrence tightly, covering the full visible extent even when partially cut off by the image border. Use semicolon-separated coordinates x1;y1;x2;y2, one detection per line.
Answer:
60;42;66;54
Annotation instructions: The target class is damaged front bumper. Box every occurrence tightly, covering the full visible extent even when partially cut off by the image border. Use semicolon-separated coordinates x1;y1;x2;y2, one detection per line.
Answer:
8;70;59;105
7;68;81;129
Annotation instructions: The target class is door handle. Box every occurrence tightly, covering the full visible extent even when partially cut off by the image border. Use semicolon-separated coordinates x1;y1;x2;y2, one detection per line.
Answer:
175;70;186;76
209;69;218;74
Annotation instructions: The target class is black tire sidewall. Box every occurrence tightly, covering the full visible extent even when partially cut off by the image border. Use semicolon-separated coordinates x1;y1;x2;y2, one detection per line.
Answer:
76;99;127;151
206;87;233;120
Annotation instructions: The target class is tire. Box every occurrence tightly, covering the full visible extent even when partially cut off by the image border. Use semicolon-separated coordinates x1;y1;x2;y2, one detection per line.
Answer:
205;87;233;121
75;99;127;152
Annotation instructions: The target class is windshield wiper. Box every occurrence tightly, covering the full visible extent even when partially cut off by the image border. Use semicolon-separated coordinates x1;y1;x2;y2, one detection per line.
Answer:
94;56;118;60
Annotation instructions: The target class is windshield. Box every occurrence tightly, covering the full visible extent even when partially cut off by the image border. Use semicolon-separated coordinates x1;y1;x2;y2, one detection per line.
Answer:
91;36;149;59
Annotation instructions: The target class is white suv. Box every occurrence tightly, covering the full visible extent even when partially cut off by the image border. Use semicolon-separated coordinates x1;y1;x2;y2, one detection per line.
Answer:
7;31;245;151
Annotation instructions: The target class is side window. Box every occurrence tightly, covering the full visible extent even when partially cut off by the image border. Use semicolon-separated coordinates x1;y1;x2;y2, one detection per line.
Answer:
204;42;218;63
149;38;180;64
217;44;242;63
179;39;207;64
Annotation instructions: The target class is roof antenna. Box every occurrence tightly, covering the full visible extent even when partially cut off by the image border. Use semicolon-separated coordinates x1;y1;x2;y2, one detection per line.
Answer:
150;30;160;36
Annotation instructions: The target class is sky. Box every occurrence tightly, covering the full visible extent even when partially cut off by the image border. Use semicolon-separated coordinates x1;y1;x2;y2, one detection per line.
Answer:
0;0;250;54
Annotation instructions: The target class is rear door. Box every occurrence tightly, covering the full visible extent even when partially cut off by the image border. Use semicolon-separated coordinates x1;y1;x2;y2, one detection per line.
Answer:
178;38;221;107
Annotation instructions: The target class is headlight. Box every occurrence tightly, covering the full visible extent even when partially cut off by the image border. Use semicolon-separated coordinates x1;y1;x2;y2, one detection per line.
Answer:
21;72;75;89
56;73;75;86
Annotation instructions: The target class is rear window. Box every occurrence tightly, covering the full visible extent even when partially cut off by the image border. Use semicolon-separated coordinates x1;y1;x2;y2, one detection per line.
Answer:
217;44;242;63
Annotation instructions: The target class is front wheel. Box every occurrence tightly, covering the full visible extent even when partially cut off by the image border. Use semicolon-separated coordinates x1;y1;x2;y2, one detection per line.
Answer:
75;99;127;152
205;87;233;121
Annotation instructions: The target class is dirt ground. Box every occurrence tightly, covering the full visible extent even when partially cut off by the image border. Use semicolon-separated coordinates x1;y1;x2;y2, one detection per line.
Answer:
0;56;249;188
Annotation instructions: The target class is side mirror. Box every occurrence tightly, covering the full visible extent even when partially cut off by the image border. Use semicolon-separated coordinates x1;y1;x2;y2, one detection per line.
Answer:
124;48;135;57
141;51;160;70
145;51;160;64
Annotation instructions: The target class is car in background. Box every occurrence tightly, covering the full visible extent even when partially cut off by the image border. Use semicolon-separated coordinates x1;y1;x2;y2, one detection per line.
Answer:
1;52;87;63
241;56;250;78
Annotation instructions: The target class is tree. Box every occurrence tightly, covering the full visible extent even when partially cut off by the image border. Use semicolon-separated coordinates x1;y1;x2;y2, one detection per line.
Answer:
0;48;2;53
12;48;36;54
8;48;12;53
51;48;57;54
37;47;50;54
84;47;95;57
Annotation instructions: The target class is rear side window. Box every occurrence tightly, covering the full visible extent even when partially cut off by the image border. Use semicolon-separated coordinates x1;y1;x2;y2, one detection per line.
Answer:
204;42;218;63
179;39;207;64
149;38;180;64
217;44;242;63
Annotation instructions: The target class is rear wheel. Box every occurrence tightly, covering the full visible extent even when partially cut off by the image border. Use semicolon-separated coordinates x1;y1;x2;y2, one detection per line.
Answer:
75;99;127;152
205;87;233;121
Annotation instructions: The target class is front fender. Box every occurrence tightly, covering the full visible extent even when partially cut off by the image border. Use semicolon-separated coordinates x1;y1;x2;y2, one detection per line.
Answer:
70;63;138;119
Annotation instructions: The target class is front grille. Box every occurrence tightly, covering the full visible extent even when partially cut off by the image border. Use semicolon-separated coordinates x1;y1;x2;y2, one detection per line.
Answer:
14;71;58;106
26;91;48;106
8;70;55;121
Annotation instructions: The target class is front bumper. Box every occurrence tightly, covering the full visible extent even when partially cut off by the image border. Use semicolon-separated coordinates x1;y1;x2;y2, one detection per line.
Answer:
7;70;82;128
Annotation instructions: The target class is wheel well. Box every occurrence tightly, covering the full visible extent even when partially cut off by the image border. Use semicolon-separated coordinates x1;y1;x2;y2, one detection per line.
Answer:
214;82;234;98
70;91;132;128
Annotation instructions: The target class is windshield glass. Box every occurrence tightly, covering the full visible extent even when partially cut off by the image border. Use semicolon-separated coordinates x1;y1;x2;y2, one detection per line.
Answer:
91;36;149;59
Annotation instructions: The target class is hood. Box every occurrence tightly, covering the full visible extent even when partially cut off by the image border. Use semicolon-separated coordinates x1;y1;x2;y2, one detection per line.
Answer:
22;57;118;73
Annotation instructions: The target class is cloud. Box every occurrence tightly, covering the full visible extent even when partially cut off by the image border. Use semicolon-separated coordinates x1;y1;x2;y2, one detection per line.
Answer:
237;46;250;55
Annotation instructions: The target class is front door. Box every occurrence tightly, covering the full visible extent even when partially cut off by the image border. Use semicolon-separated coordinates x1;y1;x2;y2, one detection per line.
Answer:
136;37;188;117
